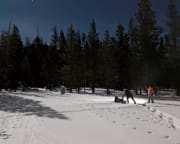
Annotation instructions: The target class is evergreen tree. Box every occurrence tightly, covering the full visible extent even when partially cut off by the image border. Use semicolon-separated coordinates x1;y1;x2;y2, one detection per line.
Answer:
0;31;9;89
102;30;117;94
128;17;142;88
51;26;59;49
159;38;166;63
81;33;89;91
158;37;169;87
8;24;23;88
20;56;31;88
166;0;180;52
87;19;100;93
30;36;43;87
61;24;77;92
59;30;67;66
128;17;140;53
115;24;131;89
166;0;180;94
43;27;61;89
58;30;67;85
72;31;83;92
135;0;161;86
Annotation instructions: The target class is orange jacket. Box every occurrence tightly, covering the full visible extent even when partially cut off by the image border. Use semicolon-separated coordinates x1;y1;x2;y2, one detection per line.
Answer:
147;87;154;95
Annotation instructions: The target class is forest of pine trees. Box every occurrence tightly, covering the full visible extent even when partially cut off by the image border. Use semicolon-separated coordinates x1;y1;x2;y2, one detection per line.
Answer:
0;0;180;95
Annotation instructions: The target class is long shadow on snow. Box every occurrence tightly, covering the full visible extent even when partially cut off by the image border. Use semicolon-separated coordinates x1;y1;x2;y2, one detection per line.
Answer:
0;94;68;120
12;92;46;98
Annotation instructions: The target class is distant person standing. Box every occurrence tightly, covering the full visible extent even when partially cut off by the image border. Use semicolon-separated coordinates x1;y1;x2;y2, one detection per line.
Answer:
154;86;157;96
147;85;154;103
61;85;65;94
122;88;136;104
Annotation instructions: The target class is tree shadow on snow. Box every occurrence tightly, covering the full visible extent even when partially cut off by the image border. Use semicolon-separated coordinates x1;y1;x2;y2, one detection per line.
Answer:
12;92;46;98
0;94;69;120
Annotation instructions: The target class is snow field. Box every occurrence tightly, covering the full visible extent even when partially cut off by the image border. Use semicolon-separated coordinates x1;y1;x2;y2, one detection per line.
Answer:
0;90;179;144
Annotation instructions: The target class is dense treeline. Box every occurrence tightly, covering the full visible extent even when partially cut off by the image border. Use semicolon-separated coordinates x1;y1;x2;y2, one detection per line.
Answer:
0;0;180;95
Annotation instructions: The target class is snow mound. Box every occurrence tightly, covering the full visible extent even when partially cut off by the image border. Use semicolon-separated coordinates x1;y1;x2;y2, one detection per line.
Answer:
145;105;180;130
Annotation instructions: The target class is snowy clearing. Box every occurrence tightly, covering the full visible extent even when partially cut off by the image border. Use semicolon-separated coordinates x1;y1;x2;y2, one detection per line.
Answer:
0;90;180;144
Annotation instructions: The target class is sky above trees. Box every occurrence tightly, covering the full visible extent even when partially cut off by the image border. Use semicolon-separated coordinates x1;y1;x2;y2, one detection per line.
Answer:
0;0;179;42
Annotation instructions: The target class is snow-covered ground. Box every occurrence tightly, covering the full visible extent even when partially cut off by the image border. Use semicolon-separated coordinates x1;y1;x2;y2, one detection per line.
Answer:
0;89;180;144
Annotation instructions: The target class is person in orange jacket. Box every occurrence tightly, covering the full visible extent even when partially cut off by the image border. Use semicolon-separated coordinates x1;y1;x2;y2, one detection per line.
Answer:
147;85;154;103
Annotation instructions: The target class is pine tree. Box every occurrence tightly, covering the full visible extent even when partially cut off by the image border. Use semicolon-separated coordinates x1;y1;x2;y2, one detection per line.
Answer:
128;17;139;53
128;17;141;88
158;37;169;87
8;24;23;88
30;36;43;87
72;31;83;93
61;24;77;92
166;0;179;52
0;31;9;89
166;0;180;95
102;30;117;94
115;24;131;89
59;30;67;66
87;19;100;93
135;0;161;86
20;56;31;89
81;33;89;92
51;26;59;49
45;27;61;89
159;38;167;64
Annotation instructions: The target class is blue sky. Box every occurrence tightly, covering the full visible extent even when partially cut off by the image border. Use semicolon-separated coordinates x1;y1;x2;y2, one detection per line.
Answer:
0;0;180;43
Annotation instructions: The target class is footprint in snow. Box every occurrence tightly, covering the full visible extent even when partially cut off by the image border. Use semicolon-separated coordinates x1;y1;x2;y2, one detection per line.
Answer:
0;133;7;136
112;121;116;123
163;135;170;139
3;136;9;140
122;123;126;126
168;118;176;129
0;131;6;134
153;121;158;124
0;133;11;140
151;108;156;112
159;113;163;119
171;124;176;129
147;131;152;134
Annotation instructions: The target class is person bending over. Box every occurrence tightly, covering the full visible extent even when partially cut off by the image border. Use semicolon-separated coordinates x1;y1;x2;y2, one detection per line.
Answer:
122;88;136;104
